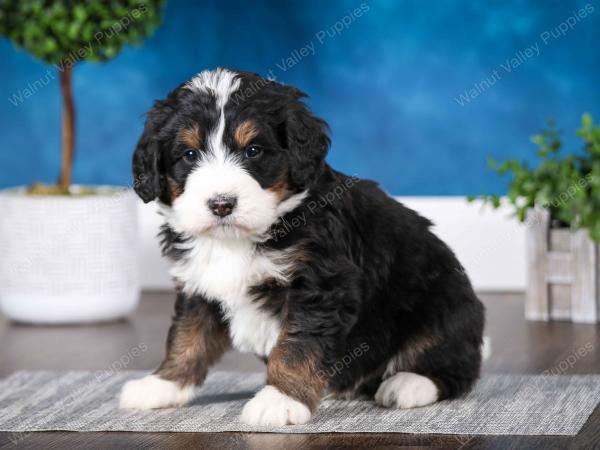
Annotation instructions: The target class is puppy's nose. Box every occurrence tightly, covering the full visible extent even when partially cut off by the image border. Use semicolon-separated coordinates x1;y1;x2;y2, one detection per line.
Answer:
207;195;237;217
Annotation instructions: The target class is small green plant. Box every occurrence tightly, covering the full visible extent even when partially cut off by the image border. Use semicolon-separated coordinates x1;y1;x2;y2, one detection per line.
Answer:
471;114;600;242
0;0;164;194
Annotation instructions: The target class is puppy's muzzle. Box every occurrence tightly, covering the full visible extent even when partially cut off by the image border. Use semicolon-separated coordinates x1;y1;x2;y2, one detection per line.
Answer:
208;195;237;217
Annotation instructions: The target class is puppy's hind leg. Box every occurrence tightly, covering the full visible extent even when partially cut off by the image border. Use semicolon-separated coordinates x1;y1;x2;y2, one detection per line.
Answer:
374;338;483;410
375;309;484;409
119;296;230;410
376;339;482;410
375;372;439;408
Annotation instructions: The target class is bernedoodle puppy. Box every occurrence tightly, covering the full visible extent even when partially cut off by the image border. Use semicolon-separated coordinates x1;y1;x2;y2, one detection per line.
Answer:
119;68;485;426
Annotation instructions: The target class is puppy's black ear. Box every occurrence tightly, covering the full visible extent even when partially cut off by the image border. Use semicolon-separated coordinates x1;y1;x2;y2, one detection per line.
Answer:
132;98;175;203
284;90;330;189
132;131;163;203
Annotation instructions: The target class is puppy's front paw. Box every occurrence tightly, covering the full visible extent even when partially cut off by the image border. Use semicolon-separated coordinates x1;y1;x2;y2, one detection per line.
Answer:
240;385;311;426
375;372;438;409
119;374;195;410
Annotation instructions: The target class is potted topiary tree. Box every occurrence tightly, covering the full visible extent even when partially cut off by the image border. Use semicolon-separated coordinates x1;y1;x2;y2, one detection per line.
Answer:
0;1;164;323
473;114;600;323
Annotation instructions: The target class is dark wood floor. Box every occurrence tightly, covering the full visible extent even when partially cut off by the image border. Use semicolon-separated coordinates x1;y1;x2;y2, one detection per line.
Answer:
1;292;599;449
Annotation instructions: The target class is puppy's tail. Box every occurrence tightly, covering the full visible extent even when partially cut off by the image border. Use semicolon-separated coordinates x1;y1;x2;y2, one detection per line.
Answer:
481;336;492;361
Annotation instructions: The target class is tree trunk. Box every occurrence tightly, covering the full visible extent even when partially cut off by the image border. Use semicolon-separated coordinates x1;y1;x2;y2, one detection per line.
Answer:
58;63;75;192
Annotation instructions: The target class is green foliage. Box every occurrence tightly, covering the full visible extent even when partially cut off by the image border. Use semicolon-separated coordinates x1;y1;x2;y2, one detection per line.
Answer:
473;114;600;242
0;0;164;65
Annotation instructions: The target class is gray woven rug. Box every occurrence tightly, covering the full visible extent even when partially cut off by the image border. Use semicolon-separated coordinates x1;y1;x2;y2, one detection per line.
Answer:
1;370;599;435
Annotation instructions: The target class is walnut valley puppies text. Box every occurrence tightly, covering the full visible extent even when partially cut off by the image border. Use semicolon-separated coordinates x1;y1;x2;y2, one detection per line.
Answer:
454;3;595;106
270;175;361;241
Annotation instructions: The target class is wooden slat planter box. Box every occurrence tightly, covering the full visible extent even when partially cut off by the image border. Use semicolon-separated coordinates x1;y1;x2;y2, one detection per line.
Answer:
526;209;599;323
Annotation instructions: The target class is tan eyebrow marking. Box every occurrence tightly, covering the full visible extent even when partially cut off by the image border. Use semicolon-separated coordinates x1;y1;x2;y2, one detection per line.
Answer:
234;120;259;148
177;124;202;148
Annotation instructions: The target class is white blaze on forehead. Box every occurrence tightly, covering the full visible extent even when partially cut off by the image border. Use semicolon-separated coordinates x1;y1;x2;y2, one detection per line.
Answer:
186;68;240;164
186;68;240;109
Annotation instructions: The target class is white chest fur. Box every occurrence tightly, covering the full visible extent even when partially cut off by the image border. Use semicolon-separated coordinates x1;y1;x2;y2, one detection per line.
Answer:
169;237;291;357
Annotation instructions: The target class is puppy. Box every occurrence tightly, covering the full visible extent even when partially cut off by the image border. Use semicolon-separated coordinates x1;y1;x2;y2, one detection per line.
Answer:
119;68;485;426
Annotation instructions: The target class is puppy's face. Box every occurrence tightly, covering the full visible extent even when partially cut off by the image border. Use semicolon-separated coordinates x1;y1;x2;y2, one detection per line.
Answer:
132;69;329;240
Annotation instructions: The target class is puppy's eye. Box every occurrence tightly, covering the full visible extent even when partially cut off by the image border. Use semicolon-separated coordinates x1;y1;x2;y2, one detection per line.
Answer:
182;149;199;163
244;146;263;159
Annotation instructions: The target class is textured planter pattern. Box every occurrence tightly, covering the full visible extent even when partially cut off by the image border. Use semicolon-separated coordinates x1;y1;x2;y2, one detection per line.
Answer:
0;187;139;324
526;209;599;323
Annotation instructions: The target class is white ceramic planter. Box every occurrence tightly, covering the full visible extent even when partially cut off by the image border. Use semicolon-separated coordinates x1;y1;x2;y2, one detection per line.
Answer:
0;186;139;324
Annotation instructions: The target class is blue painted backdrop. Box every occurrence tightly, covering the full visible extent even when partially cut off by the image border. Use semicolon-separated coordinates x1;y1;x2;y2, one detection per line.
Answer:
1;0;599;195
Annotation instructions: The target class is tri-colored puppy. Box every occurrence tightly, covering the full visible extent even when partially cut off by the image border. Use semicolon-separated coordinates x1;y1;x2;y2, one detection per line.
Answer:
119;68;485;426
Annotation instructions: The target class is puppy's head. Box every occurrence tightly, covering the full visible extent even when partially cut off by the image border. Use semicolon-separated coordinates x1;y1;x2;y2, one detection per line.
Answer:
132;68;329;240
